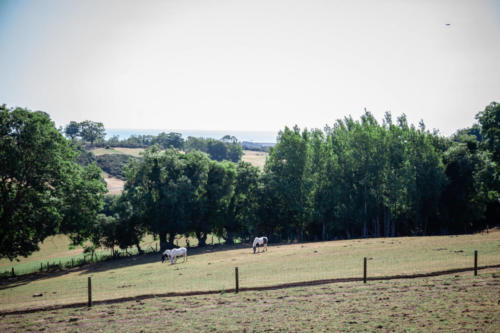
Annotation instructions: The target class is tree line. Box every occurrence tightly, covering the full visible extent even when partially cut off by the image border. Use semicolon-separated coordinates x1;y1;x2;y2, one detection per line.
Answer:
1;102;499;260
90;103;500;253
65;121;243;163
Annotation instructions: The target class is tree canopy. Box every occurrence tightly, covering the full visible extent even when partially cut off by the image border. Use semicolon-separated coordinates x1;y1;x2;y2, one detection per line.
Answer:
0;105;106;260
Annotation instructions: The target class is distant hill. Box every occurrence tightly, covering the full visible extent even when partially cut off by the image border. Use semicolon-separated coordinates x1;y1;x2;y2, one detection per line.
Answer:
241;141;275;152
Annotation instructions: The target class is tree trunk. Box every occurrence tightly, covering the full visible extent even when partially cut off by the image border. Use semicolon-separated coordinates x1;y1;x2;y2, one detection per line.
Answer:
167;234;175;248
384;206;390;237
136;243;143;254
423;216;428;236
363;198;368;237
196;231;207;247
225;230;235;245
159;231;167;252
322;221;326;241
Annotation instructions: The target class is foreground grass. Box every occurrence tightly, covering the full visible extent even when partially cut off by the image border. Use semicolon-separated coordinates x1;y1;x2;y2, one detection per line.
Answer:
1;231;499;312
1;269;499;332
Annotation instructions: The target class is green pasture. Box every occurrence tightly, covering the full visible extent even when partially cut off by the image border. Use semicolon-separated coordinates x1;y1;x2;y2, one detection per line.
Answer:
0;234;225;276
2;269;498;332
1;231;499;312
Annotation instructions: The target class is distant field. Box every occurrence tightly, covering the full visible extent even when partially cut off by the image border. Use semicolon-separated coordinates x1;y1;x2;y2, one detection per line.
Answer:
90;147;145;157
1;230;499;313
241;150;268;170
101;171;125;194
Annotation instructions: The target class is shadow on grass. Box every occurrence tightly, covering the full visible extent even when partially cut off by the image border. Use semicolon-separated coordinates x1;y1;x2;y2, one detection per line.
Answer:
0;242;256;289
79;242;255;274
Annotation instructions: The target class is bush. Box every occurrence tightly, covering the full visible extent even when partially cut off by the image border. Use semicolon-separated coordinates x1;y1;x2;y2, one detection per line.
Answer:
96;154;134;179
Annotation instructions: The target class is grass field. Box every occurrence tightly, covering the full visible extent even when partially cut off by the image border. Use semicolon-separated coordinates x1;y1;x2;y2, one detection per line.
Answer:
1;269;498;332
90;147;145;157
241;150;268;170
1;230;499;315
0;234;226;276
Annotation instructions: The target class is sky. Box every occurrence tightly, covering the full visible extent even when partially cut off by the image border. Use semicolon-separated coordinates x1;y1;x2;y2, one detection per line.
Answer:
0;0;499;136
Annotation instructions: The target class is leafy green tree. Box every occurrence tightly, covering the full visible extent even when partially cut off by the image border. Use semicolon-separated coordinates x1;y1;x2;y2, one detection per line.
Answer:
152;132;184;149
80;120;106;146
99;195;148;254
64;121;81;140
183;151;211;246
441;133;499;233
0;105;106;260
206;139;228;161
185;136;242;162
264;126;313;241
123;147;190;250
187;159;236;246
227;142;243;162
476;102;500;164
58;162;108;245
184;136;208;153
222;162;261;243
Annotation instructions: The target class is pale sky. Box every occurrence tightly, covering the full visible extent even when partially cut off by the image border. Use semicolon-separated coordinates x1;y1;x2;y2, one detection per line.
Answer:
1;0;499;136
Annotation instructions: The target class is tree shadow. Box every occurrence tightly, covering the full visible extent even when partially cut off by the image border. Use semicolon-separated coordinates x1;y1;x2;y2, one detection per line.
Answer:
0;267;80;290
0;242;269;289
79;242;255;274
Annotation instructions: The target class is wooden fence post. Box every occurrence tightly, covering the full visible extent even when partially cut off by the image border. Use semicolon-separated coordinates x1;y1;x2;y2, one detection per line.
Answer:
11;267;14;277
363;257;367;283
88;277;92;307
40;262;43;272
72;258;74;267
235;267;239;293
474;250;478;276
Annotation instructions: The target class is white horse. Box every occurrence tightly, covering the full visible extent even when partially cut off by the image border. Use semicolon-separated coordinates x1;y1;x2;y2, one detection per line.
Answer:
161;249;172;263
170;247;187;264
252;237;268;253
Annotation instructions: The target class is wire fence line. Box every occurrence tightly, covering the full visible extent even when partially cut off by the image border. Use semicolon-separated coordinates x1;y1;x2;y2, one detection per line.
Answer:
0;235;228;277
1;248;499;315
0;245;161;277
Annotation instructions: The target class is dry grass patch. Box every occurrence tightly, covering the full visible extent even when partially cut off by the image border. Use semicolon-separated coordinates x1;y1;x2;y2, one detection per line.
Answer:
242;150;268;170
1;269;499;332
102;171;125;194
90;147;145;157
